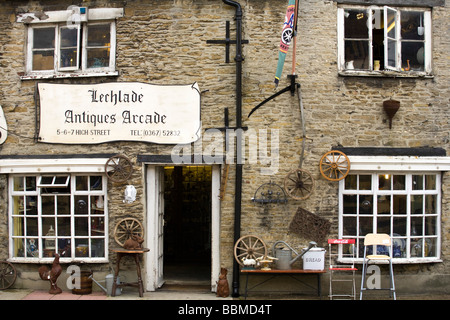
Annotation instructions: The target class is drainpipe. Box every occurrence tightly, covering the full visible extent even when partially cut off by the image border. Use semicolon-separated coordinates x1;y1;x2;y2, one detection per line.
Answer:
222;0;243;298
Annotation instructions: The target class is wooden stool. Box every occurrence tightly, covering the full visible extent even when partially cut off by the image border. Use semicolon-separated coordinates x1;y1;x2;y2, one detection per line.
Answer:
111;248;149;297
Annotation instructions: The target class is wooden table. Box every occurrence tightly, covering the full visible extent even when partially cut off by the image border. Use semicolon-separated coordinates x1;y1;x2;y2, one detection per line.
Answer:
111;248;149;297
241;269;326;299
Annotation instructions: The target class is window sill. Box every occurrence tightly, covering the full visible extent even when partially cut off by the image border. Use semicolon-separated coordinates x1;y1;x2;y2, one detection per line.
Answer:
340;258;443;264
338;70;433;79
8;257;109;264
19;70;119;80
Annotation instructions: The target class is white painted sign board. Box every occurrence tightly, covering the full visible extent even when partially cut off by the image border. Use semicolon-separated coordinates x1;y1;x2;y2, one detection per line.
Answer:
38;82;201;144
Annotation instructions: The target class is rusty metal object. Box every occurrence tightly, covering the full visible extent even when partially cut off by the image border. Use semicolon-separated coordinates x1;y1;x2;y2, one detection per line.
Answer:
289;207;331;245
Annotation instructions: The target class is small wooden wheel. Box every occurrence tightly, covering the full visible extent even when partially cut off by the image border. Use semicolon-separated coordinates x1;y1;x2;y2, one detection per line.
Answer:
234;235;267;267
114;218;144;247
284;168;315;200
0;261;17;290
105;154;133;183
319;150;350;181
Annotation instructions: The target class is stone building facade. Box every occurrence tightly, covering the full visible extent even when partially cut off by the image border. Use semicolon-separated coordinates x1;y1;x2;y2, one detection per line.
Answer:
0;0;448;297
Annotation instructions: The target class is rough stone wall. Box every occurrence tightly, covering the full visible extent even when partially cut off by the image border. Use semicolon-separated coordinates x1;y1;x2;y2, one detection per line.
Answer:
0;0;448;294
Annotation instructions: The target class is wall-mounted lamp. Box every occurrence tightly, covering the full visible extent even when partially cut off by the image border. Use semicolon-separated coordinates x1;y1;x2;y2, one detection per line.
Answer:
383;99;400;129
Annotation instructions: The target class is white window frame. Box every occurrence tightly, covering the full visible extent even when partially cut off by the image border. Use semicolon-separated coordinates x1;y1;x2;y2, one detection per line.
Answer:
338;156;450;264
1;157;111;263
19;7;122;80
337;5;432;77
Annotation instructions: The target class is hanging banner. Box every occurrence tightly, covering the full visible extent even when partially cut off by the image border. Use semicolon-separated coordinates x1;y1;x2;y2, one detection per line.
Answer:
274;0;296;87
37;82;201;145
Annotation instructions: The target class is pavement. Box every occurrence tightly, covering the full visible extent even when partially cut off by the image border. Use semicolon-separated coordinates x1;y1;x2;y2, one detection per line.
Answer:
1;287;449;301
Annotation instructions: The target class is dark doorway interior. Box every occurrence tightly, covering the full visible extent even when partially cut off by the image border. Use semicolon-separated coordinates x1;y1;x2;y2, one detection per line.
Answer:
163;166;212;285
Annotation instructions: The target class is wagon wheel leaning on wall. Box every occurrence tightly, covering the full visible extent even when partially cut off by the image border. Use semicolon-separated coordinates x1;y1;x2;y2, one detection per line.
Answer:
114;218;144;247
234;235;268;267
0;261;17;290
105;154;133;183
319;150;350;182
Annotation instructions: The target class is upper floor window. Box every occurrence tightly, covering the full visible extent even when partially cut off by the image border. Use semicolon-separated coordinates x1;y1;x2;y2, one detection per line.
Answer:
337;6;432;76
18;7;123;79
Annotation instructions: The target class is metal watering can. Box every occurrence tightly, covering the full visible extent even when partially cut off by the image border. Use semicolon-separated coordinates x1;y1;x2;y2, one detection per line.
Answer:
90;273;122;296
272;240;317;270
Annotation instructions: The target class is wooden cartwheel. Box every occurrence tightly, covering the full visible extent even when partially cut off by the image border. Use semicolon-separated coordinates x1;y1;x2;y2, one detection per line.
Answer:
114;218;144;247
234;235;268;267
319;150;350;181
105;154;133;183
0;261;17;290
284;168;315;200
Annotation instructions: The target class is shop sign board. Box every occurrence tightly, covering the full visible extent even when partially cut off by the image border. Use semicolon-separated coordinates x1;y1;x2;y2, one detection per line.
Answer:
37;82;201;144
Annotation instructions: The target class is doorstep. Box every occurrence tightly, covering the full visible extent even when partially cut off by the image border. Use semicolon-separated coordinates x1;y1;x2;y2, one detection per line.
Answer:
22;290;107;300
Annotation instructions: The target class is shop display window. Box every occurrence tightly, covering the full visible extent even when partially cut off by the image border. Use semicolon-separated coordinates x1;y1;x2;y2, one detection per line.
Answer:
340;173;441;263
9;174;107;262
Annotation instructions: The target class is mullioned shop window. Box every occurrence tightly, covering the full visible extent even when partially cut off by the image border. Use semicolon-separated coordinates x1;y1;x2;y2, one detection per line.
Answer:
337;5;432;77
17;7;123;80
9;174;108;263
338;172;441;263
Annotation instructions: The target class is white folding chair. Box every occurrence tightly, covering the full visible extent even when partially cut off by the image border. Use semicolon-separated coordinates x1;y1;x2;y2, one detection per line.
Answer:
360;233;396;300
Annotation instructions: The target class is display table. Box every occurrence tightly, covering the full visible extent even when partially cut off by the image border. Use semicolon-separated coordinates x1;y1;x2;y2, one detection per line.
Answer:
111;248;149;297
241;269;326;299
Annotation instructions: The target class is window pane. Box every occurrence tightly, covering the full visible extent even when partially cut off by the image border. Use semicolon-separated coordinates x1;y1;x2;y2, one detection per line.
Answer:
33;28;55;49
425;216;436;235
393;195;406;214
411;195;423;214
402;42;424;71
344;175;357;189
90;176;103;190
57;196;71;215
75;240;89;257
377;217;391;234
412;175;423;190
387;8;397;39
359;175;371;190
425;195;436;214
343;216;357;235
76;176;88;191
360;216;373;235
401;11;424;41
393;217;406;236
425;175;436;190
87;24;110;46
343;195;357;214
42;196;55;215
57;217;71;236
60;49;78;68
377;195;390;214
91;238;105;257
345;40;369;69
33;50;54;70
75;217;89;235
75;196;89;214
360;195;372;214
387;39;397;68
87;48;110;68
344;9;368;38
60;28;78;47
26;218;38;236
379;174;391;190
393;175;405;190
